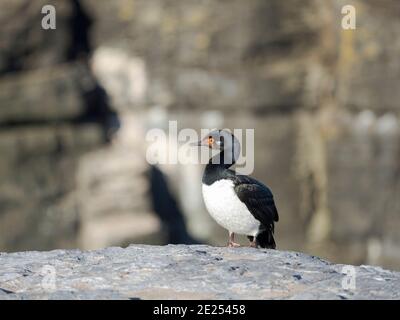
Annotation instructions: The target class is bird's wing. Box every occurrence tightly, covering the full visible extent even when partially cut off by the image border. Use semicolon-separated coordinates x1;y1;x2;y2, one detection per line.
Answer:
233;175;279;225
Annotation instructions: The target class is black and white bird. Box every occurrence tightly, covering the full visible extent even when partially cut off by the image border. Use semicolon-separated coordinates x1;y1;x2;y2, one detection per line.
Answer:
193;130;279;249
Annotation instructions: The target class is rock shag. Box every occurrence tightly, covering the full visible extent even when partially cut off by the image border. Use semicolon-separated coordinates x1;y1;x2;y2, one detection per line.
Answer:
193;130;279;248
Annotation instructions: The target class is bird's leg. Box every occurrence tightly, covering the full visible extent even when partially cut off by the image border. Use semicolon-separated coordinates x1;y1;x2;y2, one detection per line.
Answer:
247;236;257;248
228;232;241;247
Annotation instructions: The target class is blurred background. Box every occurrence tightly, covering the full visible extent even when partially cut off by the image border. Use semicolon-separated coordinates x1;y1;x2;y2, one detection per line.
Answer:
0;0;400;270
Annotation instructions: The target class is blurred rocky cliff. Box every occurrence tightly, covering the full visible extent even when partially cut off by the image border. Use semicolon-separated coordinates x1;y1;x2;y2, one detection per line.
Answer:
0;0;399;270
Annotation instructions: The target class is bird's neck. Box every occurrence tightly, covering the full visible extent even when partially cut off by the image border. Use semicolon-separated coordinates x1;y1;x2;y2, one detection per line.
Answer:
203;150;236;185
209;149;236;168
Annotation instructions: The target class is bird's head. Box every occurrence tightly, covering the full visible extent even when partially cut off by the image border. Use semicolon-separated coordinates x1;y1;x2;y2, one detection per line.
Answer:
192;129;240;155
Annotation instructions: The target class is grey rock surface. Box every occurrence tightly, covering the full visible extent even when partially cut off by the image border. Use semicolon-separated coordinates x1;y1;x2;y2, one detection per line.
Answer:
1;0;400;270
0;245;399;300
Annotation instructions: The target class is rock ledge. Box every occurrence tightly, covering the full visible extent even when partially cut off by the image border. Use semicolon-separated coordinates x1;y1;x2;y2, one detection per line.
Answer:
0;245;399;300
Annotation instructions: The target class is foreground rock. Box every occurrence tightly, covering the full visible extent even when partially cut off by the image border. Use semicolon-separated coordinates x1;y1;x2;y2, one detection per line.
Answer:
0;245;399;300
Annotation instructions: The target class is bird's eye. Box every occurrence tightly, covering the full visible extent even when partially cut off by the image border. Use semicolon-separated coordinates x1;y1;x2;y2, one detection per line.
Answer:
208;136;214;145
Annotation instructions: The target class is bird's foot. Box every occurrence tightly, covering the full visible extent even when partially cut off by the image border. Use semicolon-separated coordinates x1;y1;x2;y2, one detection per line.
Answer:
249;241;257;248
228;232;240;247
227;241;241;248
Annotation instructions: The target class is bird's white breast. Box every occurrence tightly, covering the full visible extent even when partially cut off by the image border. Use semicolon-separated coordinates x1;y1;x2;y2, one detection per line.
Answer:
202;180;260;236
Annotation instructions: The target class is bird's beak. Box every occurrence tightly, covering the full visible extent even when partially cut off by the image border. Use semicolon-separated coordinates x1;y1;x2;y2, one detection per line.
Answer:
190;139;207;147
190;140;202;146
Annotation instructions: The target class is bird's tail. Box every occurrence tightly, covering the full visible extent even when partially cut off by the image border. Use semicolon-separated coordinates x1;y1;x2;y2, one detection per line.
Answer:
256;224;276;249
